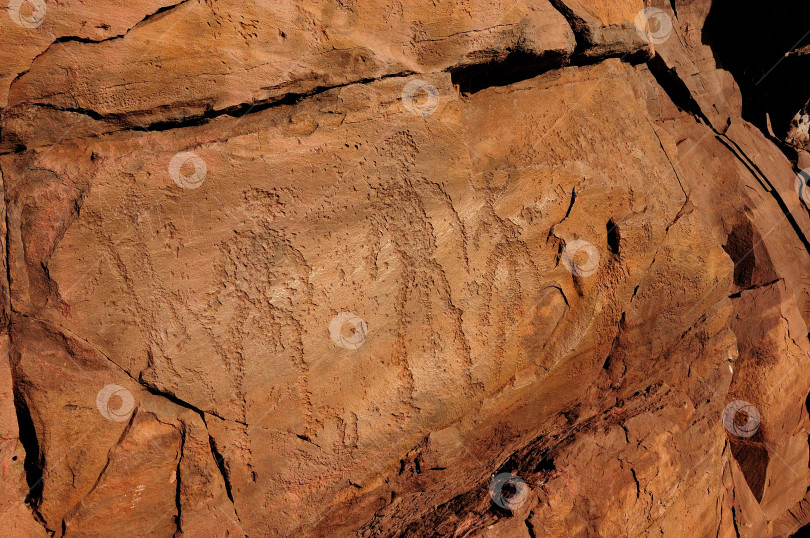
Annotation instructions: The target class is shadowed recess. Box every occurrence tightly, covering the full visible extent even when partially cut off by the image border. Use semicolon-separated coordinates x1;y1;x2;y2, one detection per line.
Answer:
730;431;769;503
703;0;810;140
451;51;569;94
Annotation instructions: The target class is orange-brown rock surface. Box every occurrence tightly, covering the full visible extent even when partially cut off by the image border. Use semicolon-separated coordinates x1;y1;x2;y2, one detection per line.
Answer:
1;0;810;536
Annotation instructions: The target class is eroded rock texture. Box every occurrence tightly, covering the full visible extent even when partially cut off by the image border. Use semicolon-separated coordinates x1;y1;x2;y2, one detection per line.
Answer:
1;0;810;536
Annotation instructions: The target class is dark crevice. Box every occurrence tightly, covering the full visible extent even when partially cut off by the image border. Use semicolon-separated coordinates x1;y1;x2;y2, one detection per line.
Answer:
11;31;648;151
11;314;245;426
174;425;186;536
607;219;620;255
730;431;769;502
6;313;52;532
11;378;45;518
717;135;810;255
571;49;649;68
2;164;11;328
728;278;781;299
647;54;711;125
729;135;810;237
500;436;555;478
719;135;777;190
533;456;555;474
665;198;692;232
5;0;194;102
546;0;591;55
731;505;742;538
207;429;237;508
564;188;576;221
51;0;192;46
200;414;243;529
295;433;320;447
619;423;630;445
5;71;415;151
712;137;769;191
548;189;577;243
137;376;246;426
5;3;658;151
450;50;570;94
525;512;537;538
630;467;640;498
31;103;106;122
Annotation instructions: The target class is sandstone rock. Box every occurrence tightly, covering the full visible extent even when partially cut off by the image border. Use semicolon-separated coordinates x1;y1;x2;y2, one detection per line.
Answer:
0;334;48;537
787;101;810;152
0;0;180;106
1;0;809;536
2;0;577;149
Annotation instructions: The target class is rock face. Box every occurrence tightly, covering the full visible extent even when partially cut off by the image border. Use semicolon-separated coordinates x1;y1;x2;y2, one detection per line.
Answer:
1;0;809;536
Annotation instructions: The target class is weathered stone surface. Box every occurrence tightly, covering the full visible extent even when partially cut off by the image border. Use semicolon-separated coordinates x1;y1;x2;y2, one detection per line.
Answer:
0;0;180;106
2;0;577;149
787;100;810;152
1;0;809;536
0;334;48;537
